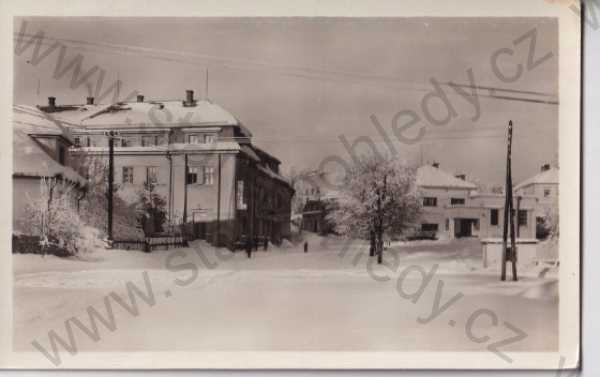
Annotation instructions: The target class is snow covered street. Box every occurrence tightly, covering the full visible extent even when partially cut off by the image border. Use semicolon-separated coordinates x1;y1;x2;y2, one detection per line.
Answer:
13;235;558;360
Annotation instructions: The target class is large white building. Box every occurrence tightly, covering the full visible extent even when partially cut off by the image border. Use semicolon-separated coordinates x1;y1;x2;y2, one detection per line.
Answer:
16;91;294;248
415;163;537;240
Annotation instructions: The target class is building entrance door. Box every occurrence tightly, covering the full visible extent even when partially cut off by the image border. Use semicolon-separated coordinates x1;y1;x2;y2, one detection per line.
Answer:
454;218;478;238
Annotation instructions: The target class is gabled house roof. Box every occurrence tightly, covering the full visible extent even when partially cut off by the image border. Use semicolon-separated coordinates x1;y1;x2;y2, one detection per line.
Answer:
13;105;75;143
514;167;559;190
416;165;477;190
13;107;86;186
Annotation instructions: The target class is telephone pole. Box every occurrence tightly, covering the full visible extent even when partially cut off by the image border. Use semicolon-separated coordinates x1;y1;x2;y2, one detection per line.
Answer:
183;154;188;233
501;120;518;281
105;130;119;242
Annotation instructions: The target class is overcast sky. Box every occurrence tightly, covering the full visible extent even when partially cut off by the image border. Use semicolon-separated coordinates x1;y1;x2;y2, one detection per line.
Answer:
13;17;558;185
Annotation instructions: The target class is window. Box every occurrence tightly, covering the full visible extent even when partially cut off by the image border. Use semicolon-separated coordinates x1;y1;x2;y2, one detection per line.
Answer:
445;218;450;231
544;188;551;197
146;167;158;185
450;198;465;205
518;210;528;226
203;166;215;185
122;167;134;184
186;166;214;185
490;209;499;226
156;134;166;145
58;145;66;165
237;180;247;210
73;137;81;147
423;197;437;207
188;134;215;144
141;135;156;147
421;223;439;232
187;167;198;184
121;136;136;147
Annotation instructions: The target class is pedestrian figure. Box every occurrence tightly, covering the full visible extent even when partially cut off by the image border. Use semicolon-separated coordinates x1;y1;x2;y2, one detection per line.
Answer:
264;237;269;251
246;238;252;258
304;241;308;253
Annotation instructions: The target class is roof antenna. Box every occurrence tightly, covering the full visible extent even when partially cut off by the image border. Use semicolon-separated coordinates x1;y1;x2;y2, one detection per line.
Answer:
205;68;209;101
116;72;121;104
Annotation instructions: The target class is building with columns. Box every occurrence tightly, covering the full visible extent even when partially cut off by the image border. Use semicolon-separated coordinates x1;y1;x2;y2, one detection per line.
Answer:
34;90;294;248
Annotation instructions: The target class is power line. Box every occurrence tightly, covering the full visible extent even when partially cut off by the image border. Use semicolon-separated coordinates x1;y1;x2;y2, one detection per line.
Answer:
13;32;559;104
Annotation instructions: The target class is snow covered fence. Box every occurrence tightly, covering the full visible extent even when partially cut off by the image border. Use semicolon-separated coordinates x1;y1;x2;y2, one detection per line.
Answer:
112;236;187;252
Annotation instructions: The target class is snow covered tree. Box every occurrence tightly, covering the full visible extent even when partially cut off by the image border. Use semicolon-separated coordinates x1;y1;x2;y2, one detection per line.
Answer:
326;156;421;264
542;202;559;240
72;154;142;240
137;181;167;236
21;177;90;255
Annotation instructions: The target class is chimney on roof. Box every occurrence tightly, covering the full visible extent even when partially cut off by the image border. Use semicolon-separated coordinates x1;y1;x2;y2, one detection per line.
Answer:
541;163;551;172
183;89;196;107
455;174;466;180
432;162;440;168
86;96;94;105
48;97;56;109
137;94;145;103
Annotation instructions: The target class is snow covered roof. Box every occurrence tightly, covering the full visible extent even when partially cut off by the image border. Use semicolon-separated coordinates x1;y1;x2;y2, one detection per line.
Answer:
257;164;292;187
416;165;477;190
39;103;111;126
13;105;74;141
13;131;86;186
514;167;559;190
240;144;261;162
53;100;239;129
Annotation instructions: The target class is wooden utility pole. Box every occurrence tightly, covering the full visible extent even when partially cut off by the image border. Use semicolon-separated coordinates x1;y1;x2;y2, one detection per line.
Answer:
216;154;222;246
105;131;119;242
501;120;518;281
183;154;188;236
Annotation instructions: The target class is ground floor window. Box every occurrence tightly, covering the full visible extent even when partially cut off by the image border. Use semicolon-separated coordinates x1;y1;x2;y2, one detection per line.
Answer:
187;167;198;184
450;197;465;205
237;180;247;210
423;197;437;207
421;223;439;232
146;166;158;185
490;209;499;225
122;166;134;184
203;166;215;185
518;209;528;226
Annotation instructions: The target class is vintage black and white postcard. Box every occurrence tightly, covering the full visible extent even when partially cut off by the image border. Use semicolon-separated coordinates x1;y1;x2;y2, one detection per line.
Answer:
0;0;582;370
